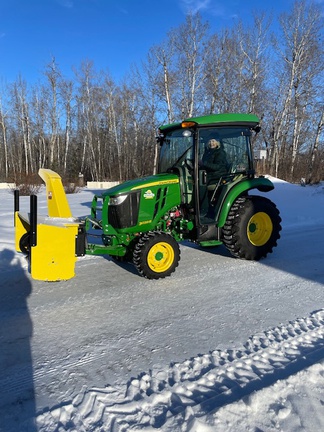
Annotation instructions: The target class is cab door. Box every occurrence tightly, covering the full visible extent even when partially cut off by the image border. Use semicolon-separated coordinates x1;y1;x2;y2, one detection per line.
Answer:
197;127;226;223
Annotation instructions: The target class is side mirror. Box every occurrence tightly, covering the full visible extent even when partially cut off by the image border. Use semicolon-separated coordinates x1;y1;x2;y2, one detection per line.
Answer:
156;134;164;146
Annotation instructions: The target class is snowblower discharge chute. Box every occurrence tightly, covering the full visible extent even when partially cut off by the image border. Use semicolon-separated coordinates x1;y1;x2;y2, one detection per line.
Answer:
14;113;282;281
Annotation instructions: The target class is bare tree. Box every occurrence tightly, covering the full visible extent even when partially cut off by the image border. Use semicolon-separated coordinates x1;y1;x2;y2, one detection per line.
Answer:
30;87;47;170
10;77;33;175
307;107;324;183
130;60;165;175
75;61;104;180
170;13;210;118
59;78;74;175
147;43;176;124
43;58;63;168
0;97;9;179
270;0;323;181
237;12;272;115
204;30;230;114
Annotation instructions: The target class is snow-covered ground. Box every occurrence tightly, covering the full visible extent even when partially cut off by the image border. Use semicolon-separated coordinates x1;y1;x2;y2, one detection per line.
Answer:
0;177;323;432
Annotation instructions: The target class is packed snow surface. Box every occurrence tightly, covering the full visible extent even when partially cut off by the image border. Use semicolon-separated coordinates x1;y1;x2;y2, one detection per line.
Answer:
0;177;323;431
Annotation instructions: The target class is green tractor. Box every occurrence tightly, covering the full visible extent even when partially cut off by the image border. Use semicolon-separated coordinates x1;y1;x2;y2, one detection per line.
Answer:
84;113;281;279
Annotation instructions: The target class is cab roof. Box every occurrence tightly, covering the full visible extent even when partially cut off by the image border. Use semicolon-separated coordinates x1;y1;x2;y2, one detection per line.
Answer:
159;113;260;132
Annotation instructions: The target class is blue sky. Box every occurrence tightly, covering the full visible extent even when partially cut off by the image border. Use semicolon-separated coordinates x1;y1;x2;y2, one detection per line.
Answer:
0;0;316;84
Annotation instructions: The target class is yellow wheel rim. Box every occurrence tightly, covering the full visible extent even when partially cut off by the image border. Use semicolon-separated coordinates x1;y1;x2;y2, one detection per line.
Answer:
247;212;273;246
147;242;175;273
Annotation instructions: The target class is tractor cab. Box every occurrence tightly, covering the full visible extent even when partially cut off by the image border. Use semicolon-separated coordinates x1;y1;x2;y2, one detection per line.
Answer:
158;113;261;240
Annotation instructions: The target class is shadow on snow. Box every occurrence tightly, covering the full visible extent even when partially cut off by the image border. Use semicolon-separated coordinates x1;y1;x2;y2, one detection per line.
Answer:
0;249;36;431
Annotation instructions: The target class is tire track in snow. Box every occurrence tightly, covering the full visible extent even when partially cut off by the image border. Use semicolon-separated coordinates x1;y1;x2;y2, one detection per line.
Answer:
0;310;176;408
34;309;324;432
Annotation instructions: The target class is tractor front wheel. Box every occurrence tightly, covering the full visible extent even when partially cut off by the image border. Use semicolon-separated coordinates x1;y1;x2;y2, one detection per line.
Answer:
133;232;180;279
223;196;281;260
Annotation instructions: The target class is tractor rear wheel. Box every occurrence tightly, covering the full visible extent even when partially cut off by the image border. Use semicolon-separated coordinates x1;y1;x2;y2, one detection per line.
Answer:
133;231;180;279
223;196;281;260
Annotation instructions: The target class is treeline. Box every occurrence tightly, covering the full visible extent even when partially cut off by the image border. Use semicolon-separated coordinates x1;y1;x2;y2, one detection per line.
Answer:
0;0;323;184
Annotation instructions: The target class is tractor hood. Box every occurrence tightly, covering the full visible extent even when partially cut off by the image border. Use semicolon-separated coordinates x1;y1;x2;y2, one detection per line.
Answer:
97;172;182;235
101;173;180;197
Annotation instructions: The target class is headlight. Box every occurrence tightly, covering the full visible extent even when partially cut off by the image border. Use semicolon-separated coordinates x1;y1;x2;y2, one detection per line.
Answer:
109;194;128;205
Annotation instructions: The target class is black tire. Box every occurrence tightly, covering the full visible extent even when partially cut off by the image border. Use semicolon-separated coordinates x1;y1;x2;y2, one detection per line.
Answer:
223;195;282;260
111;237;140;263
19;232;30;256
133;232;180;279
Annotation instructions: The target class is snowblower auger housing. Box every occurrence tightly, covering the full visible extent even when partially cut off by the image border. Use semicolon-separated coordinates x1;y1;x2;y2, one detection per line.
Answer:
14;169;83;281
14;113;281;281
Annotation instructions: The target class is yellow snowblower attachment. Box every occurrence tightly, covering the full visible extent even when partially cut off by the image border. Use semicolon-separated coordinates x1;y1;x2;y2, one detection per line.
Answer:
14;169;83;281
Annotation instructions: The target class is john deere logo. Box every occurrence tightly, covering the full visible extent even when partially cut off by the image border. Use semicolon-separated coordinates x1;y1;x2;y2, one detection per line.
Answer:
144;189;155;199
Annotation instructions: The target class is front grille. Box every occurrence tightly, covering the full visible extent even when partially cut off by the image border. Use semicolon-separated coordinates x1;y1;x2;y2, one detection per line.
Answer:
108;191;140;229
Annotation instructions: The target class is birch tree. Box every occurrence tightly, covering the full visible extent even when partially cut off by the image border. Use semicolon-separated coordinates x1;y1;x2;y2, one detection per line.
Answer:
130;60;164;175
10;77;33;175
43;58;63;168
270;0;323;180
0;98;9;179
171;13;210;118
237;12;271;115
59;78;74;175
307;107;324;183
30;87;47;170
147;43;176;124
75;61;104;180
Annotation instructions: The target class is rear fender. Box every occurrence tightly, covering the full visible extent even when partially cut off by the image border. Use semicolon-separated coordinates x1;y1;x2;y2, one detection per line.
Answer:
217;177;274;227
